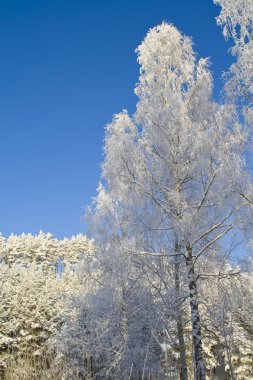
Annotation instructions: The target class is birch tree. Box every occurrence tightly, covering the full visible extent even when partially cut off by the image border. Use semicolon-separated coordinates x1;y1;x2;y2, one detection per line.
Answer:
96;23;248;379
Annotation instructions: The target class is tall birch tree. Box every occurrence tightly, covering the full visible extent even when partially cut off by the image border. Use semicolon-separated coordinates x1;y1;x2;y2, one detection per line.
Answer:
90;23;248;379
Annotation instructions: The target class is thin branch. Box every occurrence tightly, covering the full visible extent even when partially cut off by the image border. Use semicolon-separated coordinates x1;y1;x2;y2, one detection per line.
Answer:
196;173;216;211
193;210;234;247
193;226;233;264
237;189;253;205
132;250;186;258
197;271;240;280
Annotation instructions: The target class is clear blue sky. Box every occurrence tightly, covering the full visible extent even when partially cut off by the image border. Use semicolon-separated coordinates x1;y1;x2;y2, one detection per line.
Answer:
0;0;233;238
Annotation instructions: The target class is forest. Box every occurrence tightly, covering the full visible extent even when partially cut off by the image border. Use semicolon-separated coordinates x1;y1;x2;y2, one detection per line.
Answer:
0;0;253;379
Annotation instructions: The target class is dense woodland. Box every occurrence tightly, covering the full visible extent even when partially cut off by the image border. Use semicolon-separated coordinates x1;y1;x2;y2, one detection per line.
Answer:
1;0;253;379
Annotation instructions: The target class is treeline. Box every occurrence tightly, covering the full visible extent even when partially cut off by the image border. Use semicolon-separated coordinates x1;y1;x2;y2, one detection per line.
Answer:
0;232;92;379
0;231;92;268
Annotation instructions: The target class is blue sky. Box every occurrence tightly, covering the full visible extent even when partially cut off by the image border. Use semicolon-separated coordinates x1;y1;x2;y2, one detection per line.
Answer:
0;0;233;238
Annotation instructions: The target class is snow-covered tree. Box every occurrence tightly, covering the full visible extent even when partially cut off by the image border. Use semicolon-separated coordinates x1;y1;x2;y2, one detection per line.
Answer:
199;266;253;379
0;233;93;378
214;0;253;219
0;232;92;269
214;0;253;123
87;22;249;379
56;251;168;379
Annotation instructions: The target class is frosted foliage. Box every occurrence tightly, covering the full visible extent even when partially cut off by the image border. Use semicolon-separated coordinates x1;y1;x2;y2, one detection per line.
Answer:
135;24;196;123
102;111;142;202
214;0;253;46
224;41;253;119
200;269;253;379
0;232;93;370
215;0;253;121
55;245;183;379
0;231;92;268
0;264;83;364
102;22;245;251
58;283;162;378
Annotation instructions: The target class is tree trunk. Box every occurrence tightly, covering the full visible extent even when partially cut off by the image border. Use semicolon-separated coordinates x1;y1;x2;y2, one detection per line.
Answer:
223;314;236;380
174;260;188;380
186;247;206;380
